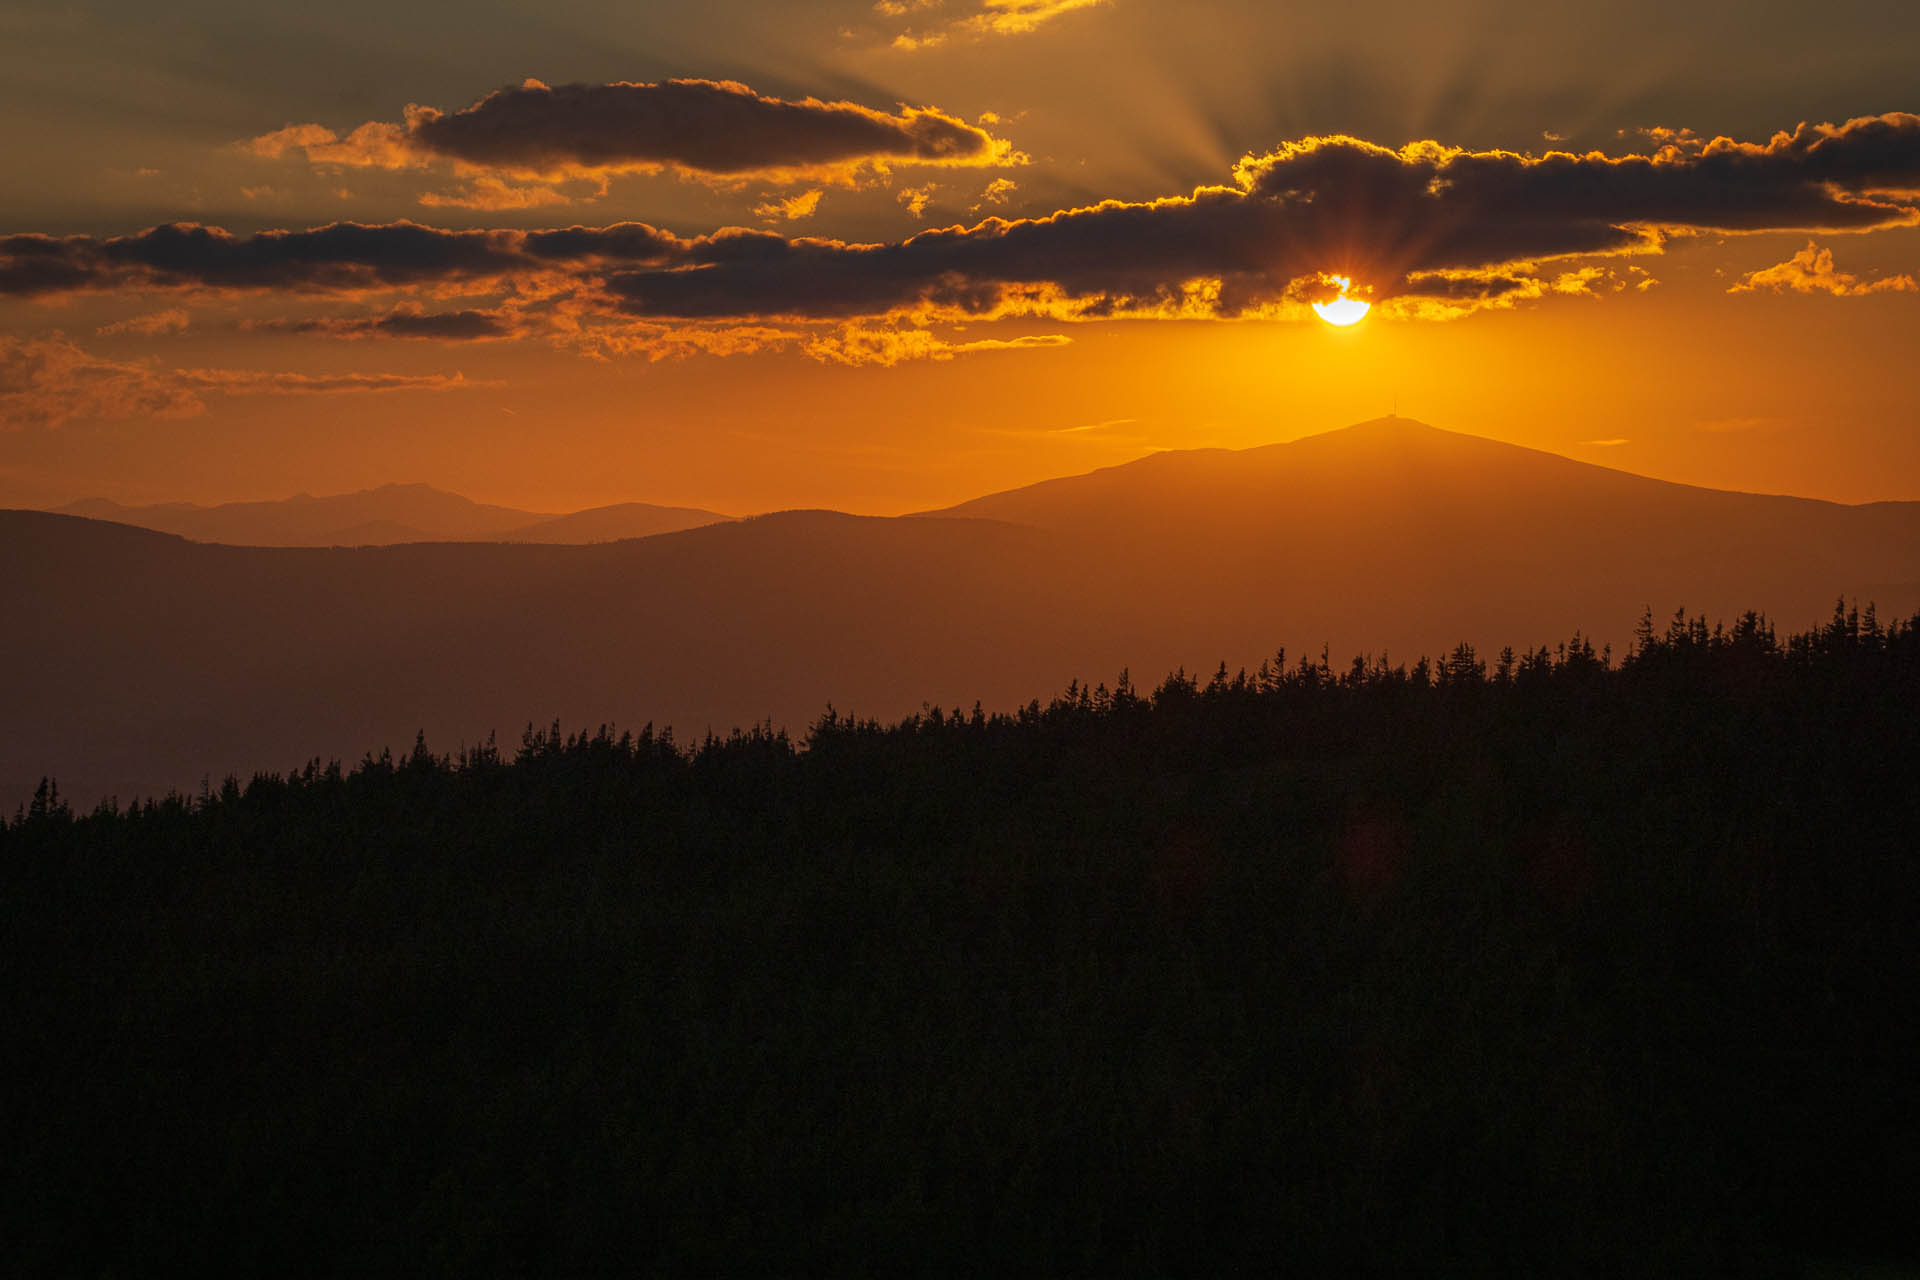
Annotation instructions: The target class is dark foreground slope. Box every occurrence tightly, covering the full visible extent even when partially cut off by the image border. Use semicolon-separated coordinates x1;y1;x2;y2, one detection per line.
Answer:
5;614;1917;1274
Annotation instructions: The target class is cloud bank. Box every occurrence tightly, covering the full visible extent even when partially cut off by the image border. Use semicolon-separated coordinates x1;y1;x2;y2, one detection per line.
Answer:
10;113;1917;362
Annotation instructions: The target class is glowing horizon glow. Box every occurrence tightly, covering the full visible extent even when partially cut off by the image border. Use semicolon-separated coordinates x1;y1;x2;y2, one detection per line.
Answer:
1311;276;1371;327
5;11;1920;516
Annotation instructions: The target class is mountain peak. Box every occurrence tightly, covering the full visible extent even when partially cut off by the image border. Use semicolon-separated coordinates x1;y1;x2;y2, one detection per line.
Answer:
368;482;452;497
1291;415;1463;446
1339;413;1436;432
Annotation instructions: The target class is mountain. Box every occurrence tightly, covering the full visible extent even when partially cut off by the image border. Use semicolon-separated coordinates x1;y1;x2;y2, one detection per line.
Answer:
0;509;1096;807
498;502;732;543
52;484;552;546
922;416;1920;662
49;486;732;546
8;418;1917;805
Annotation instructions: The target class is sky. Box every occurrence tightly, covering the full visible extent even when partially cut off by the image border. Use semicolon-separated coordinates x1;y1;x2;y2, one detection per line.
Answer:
3;0;1917;514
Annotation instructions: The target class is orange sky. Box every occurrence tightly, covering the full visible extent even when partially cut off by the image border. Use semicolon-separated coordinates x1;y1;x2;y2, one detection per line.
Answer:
3;0;1916;513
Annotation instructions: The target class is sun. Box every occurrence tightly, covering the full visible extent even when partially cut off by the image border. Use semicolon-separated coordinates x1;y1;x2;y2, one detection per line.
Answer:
1311;276;1371;327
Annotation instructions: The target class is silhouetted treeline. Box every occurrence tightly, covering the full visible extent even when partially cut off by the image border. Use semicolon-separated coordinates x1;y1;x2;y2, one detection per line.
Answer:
5;603;1918;1274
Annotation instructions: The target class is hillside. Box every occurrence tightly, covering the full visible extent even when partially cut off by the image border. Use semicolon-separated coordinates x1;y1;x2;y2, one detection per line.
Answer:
924;416;1920;662
8;418;1919;805
6;623;1917;1272
48;486;730;547
52;484;550;545
0;509;1096;806
498;501;733;543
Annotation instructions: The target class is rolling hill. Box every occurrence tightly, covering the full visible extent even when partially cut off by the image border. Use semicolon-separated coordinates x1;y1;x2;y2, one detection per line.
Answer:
7;417;1917;805
498;501;737;544
50;485;731;546
922;416;1920;661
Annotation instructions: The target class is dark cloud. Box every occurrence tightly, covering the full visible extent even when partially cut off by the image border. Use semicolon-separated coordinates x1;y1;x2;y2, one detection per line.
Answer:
0;222;526;297
255;307;511;340
1394;272;1538;301
101;222;525;291
521;222;687;265
414;79;1001;174
0;235;101;296
246;79;1016;186
605;113;1920;320
12;114;1919;333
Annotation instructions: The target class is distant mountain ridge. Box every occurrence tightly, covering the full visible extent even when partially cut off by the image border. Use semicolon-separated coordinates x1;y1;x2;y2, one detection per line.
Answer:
920;416;1920;658
49;484;732;546
8;417;1917;806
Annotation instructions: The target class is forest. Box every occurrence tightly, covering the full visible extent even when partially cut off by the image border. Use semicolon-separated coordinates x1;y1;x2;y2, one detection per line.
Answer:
6;603;1917;1273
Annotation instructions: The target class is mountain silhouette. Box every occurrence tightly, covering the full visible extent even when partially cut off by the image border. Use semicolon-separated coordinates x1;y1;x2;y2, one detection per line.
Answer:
8;418;1916;805
497;501;735;543
49;484;730;546
0;509;1089;806
924;416;1920;663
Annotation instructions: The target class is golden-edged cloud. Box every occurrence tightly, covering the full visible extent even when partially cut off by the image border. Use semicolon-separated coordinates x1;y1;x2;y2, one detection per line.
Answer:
11;113;1920;364
595;114;1920;323
803;324;1070;366
752;189;825;222
889;0;1107;50
1729;241;1917;296
245;78;1020;206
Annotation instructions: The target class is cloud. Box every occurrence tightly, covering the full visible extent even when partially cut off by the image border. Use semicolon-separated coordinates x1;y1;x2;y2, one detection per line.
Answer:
957;0;1107;36
1729;240;1918;296
752;189;824;222
245;121;419;169
244;78;1018;200
891;0;1106;48
96;307;191;337
1378;264;1614;320
2;334;202;428
561;321;803;363
170;368;482;396
11;113;1920;357
250;305;511;341
594;114;1920;323
801;323;1070;366
0;221;532;297
0;333;480;429
971;177;1017;210
898;184;937;218
416;174;585;211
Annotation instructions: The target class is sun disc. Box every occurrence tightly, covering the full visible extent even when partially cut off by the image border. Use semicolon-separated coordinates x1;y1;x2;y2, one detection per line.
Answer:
1312;295;1371;327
